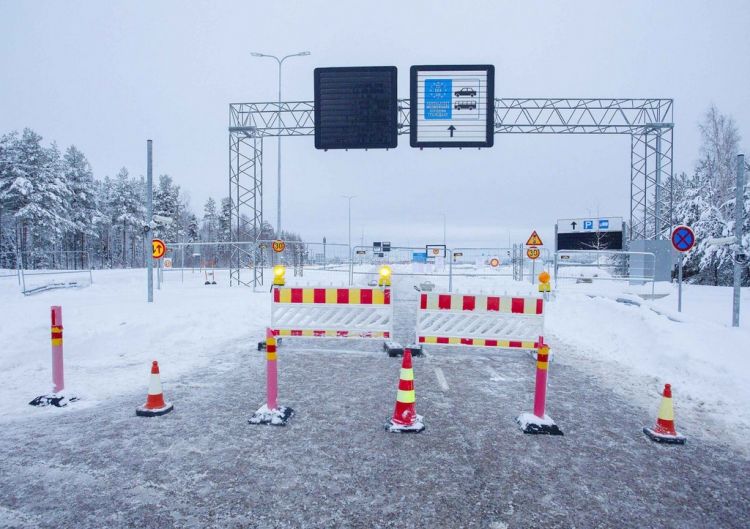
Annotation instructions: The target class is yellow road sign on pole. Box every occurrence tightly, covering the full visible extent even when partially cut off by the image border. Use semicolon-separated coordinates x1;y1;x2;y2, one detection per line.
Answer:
526;231;543;246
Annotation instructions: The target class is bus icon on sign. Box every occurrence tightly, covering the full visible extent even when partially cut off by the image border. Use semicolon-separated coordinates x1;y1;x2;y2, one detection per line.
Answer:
583;220;594;230
599;219;609;230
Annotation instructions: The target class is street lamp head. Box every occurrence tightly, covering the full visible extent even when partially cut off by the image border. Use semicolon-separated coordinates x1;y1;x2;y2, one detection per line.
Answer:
297;51;311;56
250;52;266;57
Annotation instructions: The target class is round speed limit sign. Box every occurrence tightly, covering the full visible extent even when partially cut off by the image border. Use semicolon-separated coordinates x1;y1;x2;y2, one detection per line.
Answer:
272;240;286;253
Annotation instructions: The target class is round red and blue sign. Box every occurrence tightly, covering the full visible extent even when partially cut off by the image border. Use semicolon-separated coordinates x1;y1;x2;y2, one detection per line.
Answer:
671;225;695;253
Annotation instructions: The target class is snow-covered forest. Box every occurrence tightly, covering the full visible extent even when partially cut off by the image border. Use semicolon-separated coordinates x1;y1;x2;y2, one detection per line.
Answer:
672;106;749;285
0;129;301;269
0;105;747;283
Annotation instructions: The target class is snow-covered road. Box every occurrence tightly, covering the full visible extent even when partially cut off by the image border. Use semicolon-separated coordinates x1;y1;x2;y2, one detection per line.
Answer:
1;275;749;528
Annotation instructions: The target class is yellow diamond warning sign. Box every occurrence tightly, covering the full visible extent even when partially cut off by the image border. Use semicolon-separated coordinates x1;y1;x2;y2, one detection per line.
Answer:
525;230;543;246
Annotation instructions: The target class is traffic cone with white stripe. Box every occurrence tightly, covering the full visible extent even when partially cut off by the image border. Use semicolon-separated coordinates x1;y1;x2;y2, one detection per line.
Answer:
136;361;174;417
643;383;685;444
385;348;425;433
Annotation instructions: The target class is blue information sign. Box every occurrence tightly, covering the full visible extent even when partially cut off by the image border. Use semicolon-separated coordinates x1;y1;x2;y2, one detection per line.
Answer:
413;252;428;263
424;79;452;120
583;220;594;230
671;225;695;252
599;219;609;230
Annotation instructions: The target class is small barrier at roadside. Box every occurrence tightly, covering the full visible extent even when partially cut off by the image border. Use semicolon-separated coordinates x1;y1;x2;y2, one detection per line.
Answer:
271;286;393;340
415;291;562;435
416;292;544;349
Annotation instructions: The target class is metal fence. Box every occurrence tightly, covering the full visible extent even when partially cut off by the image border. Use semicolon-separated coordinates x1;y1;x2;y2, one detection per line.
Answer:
154;240;555;292
161;240;352;288
1;250;91;271
553;250;656;296
0;251;94;294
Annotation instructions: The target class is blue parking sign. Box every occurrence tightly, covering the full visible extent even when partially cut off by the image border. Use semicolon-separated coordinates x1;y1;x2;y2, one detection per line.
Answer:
424;79;452;120
583;220;594;230
599;219;609;230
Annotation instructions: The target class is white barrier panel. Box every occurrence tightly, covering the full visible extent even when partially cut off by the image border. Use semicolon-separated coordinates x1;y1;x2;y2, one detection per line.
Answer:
416;292;544;350
272;287;393;339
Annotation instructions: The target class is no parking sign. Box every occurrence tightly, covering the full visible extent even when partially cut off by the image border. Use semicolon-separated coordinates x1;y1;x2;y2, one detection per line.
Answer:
671;225;695;253
671;225;695;314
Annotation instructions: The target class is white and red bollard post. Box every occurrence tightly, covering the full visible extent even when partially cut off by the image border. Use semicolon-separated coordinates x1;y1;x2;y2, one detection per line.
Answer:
29;306;77;407
516;337;562;435
249;328;293;426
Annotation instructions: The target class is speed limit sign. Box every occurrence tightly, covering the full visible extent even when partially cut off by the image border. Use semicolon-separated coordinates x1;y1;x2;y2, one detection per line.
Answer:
272;240;286;253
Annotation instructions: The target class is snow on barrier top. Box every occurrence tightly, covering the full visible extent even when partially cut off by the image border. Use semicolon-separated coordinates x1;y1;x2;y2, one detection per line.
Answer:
271;287;393;339
416;292;544;350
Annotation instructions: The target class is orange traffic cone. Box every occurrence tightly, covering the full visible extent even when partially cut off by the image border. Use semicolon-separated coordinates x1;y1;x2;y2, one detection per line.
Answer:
136;360;174;417
385;349;425;433
643;383;685;444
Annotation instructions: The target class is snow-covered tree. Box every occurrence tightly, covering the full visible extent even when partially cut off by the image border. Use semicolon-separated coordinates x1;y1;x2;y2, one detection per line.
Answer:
201;197;218;242
153;174;180;242
673;106;743;285
64;145;99;267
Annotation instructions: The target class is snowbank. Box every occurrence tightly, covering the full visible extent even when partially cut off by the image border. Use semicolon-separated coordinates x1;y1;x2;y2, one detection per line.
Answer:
0;269;269;421
546;286;750;454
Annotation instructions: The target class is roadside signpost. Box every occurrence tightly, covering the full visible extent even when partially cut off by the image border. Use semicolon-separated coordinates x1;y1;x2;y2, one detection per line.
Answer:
525;231;543;284
314;66;398;150
671;225;695;312
526;231;543;247
152;239;166;259
410;65;495;148
556;216;624;250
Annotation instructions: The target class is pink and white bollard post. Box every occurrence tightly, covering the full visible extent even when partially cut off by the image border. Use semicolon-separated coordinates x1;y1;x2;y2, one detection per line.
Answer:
248;328;293;426
516;336;563;435
29;306;78;407
51;306;64;393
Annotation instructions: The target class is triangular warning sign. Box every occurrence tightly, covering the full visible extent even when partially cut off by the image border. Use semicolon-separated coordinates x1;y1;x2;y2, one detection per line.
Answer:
526;230;543;246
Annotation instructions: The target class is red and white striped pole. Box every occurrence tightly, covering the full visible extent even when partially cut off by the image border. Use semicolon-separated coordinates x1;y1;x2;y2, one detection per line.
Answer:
50;306;64;393
533;338;549;418
266;327;278;411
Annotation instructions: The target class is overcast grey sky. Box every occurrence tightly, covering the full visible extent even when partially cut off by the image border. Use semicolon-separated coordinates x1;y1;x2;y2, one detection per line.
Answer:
1;0;748;246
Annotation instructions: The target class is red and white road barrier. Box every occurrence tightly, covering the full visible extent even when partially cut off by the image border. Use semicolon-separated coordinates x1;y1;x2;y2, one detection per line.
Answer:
271;287;393;340
416;293;544;350
416;292;562;435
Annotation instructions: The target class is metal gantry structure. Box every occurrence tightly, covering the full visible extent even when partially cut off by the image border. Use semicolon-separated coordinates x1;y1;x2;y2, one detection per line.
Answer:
229;98;673;286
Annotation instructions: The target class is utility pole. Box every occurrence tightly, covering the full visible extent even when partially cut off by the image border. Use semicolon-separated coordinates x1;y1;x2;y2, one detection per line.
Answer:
250;51;311;237
147;140;153;303
342;195;355;265
733;153;745;327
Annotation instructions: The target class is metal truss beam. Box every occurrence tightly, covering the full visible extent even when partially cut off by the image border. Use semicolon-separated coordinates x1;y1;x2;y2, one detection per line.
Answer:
229;98;674;286
228;131;262;287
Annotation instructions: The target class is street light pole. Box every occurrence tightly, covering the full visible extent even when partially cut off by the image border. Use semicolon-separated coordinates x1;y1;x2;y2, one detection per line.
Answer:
342;195;355;286
251;51;311;238
342;195;355;255
442;213;446;246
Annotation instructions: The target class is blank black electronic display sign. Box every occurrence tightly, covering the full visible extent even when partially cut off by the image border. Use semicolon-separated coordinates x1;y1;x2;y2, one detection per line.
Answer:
314;66;398;150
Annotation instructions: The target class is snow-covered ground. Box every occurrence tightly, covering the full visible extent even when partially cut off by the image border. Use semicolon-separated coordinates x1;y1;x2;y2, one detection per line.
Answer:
546;283;750;455
0;268;269;421
1;266;749;456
